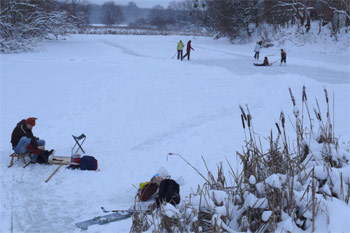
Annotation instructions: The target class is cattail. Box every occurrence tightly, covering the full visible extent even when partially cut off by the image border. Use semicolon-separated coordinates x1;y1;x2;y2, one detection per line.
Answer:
289;87;296;106
280;112;285;128
239;105;247;121
241;114;245;129
275;123;281;134
324;88;329;104
302;86;307;101
247;114;251;128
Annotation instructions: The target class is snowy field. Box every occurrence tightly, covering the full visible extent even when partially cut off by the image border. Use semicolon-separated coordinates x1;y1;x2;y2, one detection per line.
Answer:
0;34;349;232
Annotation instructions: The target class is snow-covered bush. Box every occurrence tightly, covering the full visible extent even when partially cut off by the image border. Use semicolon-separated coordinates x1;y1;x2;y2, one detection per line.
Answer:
0;1;84;53
133;87;350;232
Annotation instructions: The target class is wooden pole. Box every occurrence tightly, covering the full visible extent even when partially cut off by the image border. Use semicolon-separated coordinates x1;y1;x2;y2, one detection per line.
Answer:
45;164;63;183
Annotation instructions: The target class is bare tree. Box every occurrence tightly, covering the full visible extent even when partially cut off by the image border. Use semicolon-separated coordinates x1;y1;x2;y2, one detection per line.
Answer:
319;0;350;35
198;0;262;38
101;1;124;26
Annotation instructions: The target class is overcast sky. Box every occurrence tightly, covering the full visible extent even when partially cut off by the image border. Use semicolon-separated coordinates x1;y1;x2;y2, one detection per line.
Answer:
88;0;177;8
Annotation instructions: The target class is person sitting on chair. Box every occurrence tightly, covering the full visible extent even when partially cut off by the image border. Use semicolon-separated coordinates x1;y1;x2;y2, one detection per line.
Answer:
11;117;53;163
254;56;271;66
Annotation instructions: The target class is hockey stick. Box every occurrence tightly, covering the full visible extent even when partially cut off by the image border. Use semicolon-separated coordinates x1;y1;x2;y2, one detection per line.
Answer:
266;54;275;56
171;51;177;59
45;164;63;183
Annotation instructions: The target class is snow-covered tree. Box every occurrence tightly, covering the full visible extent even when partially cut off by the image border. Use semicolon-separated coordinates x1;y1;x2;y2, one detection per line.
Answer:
0;0;85;53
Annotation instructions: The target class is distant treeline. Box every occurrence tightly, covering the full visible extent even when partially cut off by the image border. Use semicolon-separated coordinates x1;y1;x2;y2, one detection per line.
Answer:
1;0;349;52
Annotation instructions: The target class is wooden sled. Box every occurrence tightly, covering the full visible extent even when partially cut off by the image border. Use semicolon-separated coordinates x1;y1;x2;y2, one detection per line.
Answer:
8;152;32;168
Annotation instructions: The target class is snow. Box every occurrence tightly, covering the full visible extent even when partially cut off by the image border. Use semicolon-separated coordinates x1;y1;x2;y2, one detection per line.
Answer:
265;173;286;190
0;34;349;232
248;175;256;185
243;193;268;209
161;203;179;218
262;211;272;221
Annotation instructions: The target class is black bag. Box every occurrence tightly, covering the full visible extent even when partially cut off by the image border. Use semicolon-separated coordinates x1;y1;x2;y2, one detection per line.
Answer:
36;149;54;164
156;179;180;207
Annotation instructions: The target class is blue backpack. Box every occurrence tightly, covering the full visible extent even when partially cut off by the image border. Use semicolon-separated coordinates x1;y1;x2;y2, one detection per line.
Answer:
80;155;98;171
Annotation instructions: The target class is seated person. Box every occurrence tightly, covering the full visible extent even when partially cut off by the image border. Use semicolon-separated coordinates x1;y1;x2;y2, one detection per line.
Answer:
11;117;53;163
254;56;271;66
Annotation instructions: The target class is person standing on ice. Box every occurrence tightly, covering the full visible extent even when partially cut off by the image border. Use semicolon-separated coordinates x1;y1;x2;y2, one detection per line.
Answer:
183;40;194;60
254;41;262;60
177;40;184;60
280;49;287;66
11;117;52;163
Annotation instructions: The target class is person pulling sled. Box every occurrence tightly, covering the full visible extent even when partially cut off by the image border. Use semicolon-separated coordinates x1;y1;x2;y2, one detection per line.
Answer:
11;117;54;164
280;49;287;66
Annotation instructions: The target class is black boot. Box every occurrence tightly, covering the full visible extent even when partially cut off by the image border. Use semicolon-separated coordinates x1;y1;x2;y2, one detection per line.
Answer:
37;150;54;164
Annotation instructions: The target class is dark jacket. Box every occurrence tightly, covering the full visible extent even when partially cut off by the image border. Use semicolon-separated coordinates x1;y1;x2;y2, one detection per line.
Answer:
11;120;38;149
281;51;287;59
156;179;180;207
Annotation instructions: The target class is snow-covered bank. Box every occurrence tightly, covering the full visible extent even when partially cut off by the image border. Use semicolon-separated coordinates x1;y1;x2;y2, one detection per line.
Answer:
1;34;349;232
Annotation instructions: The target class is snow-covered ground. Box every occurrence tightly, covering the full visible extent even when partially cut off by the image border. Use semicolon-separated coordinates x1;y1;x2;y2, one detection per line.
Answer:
0;34;349;232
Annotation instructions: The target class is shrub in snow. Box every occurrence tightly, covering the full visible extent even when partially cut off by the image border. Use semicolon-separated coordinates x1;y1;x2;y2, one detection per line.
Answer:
132;87;349;232
0;1;86;53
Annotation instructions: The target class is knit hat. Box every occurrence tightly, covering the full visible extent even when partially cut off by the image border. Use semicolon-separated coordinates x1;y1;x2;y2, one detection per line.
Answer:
26;117;37;126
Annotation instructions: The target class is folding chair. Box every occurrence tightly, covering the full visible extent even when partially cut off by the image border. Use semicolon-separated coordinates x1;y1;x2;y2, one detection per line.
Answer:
72;134;86;154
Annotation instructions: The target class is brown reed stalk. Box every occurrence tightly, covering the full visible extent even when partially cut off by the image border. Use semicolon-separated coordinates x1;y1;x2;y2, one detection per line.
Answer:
303;86;313;131
312;169;316;233
168;152;210;184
